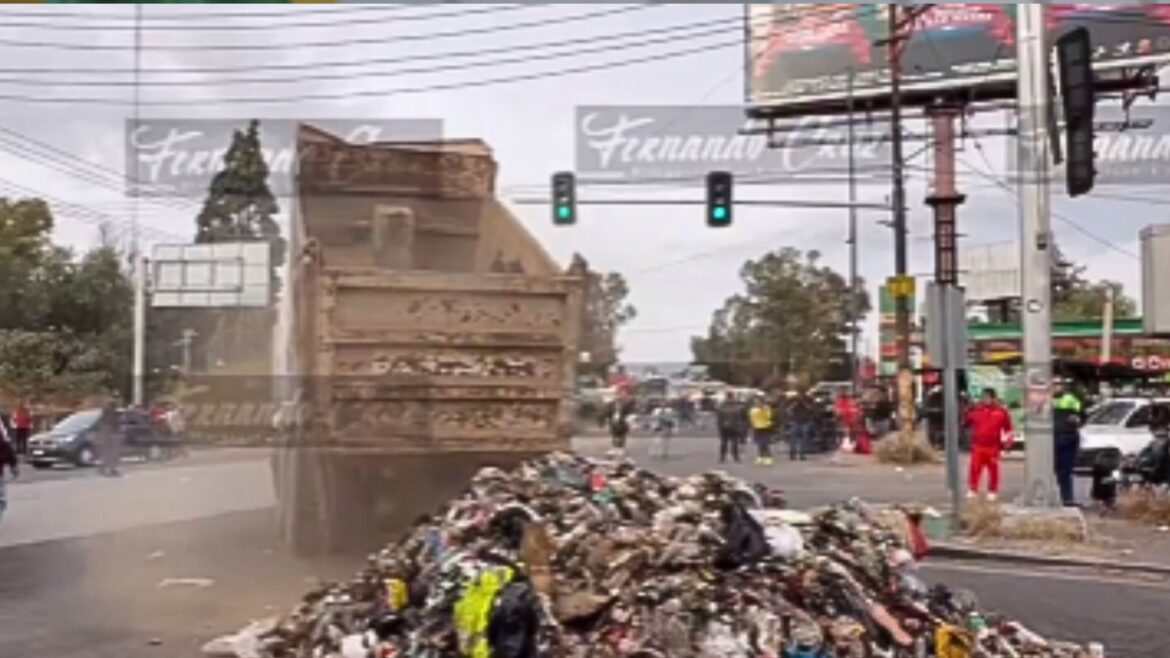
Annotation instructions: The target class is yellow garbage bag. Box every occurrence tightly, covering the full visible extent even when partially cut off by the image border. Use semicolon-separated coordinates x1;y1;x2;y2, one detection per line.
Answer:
935;624;972;658
452;566;515;658
384;578;408;612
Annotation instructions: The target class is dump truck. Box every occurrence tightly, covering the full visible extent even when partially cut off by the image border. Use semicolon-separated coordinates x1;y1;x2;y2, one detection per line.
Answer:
271;125;584;555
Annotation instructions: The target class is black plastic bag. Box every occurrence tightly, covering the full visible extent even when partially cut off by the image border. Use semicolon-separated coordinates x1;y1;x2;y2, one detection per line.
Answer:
714;502;769;569
487;580;540;658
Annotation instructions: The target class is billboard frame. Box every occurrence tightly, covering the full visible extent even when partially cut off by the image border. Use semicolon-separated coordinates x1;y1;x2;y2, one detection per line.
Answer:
745;3;1169;120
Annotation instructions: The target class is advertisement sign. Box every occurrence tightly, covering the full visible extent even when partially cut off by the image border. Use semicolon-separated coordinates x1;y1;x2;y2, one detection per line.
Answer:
747;3;1170;109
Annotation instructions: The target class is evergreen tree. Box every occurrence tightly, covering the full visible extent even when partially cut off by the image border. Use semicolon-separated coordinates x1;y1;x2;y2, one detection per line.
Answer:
196;120;285;298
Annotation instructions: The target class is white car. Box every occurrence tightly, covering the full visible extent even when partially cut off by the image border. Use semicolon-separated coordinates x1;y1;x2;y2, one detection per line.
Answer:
1076;397;1170;472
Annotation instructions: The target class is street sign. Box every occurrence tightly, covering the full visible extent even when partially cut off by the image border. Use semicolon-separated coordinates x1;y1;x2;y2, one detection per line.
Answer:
886;274;916;299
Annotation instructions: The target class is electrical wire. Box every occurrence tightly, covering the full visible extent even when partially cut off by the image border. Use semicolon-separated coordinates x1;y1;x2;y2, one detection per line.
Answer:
0;2;435;21
0;20;743;88
0;4;538;31
0;33;749;106
0;176;186;243
0;13;743;76
0;5;652;52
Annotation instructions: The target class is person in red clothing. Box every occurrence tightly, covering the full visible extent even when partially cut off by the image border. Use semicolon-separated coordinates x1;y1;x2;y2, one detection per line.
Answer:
11;400;32;457
964;387;1014;501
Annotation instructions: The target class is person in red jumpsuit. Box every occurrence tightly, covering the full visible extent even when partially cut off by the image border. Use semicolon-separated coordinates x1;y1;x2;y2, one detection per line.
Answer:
964;387;1014;501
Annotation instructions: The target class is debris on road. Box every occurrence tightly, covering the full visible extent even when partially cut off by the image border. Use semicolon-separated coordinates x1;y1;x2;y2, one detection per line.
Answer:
216;452;1093;658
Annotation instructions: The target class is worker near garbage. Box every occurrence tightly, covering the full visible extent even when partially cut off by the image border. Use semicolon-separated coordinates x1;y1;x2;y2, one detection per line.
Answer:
605;388;636;453
963;387;1013;501
1052;381;1083;506
96;396;123;478
749;396;774;466
715;391;748;464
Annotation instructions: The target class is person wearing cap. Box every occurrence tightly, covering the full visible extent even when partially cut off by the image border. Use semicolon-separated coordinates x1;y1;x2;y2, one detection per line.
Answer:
1052;381;1083;506
605;388;636;453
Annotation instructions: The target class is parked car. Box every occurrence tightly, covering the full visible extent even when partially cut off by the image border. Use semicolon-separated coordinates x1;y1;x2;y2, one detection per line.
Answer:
1075;397;1170;473
26;408;177;469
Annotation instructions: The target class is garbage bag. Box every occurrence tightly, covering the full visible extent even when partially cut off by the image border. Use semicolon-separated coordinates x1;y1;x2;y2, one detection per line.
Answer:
487;580;541;658
715;502;769;569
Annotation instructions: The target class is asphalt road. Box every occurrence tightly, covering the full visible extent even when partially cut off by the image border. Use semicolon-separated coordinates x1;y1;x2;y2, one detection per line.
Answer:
1;441;1166;657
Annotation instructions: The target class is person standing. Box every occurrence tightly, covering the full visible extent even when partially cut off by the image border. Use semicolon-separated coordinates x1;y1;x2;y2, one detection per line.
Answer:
1052;382;1083;507
788;390;814;462
749;397;774;466
923;384;945;451
605;389;635;453
716;391;747;464
96;397;123;477
963;388;1013;501
12;401;32;457
0;421;18;523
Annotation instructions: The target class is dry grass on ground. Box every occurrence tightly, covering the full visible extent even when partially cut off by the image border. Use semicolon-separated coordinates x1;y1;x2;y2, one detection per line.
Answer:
874;433;938;465
1117;489;1170;526
962;499;1086;543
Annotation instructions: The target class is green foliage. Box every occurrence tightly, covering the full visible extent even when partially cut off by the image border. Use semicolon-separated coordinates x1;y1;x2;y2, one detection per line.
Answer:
571;254;636;374
1051;246;1137;321
0;199;133;403
691;247;869;387
196;120;285;299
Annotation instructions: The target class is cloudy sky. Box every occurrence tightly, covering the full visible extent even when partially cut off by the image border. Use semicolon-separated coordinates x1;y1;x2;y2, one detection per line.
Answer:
0;3;1164;366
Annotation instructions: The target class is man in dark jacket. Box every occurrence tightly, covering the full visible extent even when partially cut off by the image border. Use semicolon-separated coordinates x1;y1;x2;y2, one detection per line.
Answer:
716;391;748;463
0;422;18;522
1052;382;1083;506
922;385;945;450
604;390;636;452
788;390;814;461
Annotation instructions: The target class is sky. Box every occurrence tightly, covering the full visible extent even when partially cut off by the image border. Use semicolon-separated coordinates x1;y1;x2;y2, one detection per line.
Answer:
0;2;1164;367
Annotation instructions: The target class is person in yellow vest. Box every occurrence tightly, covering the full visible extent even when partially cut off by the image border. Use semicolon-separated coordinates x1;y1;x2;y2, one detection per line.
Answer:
749;396;774;466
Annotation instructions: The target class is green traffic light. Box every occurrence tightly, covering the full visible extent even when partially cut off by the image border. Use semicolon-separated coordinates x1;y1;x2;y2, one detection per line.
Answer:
712;206;727;221
557;206;572;220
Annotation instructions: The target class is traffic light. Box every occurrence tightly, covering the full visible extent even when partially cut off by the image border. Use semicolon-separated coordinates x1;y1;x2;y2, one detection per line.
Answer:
1056;27;1095;197
551;171;576;225
706;171;732;227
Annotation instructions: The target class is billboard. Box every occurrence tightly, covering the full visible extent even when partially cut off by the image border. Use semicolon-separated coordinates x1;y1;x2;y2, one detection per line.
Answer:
151;242;271;308
747;3;1170;110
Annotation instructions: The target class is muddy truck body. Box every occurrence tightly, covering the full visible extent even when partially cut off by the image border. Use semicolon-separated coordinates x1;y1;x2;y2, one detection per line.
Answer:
271;125;583;555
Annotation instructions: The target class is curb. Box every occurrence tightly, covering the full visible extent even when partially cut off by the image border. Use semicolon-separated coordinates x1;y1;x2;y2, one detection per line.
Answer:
927;542;1170;576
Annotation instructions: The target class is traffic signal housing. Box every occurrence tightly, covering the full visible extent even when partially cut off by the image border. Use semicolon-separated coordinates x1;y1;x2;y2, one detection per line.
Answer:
1056;26;1095;197
706;171;732;227
551;171;576;225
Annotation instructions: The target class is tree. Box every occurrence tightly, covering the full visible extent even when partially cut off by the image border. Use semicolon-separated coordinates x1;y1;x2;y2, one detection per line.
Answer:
1051;245;1136;321
571;254;636;377
690;248;869;388
196;119;285;292
0;197;134;403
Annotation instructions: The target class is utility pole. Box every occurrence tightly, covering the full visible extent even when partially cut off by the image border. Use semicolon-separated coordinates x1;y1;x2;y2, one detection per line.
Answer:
926;101;967;529
132;254;147;407
886;3;914;439
847;67;860;398
1016;2;1061;507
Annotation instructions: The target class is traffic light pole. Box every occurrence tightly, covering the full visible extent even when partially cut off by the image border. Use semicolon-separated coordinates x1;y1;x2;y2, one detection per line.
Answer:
1016;2;1061;507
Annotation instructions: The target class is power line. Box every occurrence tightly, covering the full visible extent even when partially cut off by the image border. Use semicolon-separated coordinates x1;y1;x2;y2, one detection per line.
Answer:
0;33;748;106
0;2;434;21
962;137;1140;260
0;13;742;76
0;176;186;243
0;21;743;88
0;5;652;52
0;4;537;31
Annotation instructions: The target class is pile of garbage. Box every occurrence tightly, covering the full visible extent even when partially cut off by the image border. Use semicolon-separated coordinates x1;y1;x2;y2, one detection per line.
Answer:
212;452;1094;658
